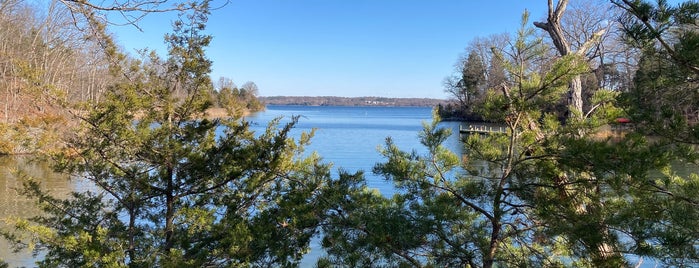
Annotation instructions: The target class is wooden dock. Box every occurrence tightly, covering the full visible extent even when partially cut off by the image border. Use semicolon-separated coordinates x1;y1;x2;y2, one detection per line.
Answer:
459;124;506;135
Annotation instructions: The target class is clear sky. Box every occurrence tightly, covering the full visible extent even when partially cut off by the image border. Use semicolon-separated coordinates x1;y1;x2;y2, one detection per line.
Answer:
110;1;570;99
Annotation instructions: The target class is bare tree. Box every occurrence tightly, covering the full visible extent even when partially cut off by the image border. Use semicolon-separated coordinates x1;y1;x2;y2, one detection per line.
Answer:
240;81;259;97
0;0;119;122
560;0;635;108
55;0;229;28
534;1;631;264
534;0;607;117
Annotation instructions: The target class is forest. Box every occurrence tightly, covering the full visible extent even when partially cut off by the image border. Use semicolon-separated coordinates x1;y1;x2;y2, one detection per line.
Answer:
0;0;698;267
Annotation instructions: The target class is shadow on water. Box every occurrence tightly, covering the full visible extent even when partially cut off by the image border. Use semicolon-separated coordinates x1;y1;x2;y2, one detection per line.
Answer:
0;156;72;267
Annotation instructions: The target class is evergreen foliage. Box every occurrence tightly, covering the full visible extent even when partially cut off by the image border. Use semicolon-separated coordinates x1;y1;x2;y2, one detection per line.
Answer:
3;2;331;266
614;0;699;144
319;11;699;267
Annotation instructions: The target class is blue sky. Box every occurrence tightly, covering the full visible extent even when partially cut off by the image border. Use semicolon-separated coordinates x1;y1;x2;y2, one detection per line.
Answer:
110;1;568;99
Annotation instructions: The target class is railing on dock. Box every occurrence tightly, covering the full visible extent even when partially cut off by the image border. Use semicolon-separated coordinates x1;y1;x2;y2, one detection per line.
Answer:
459;124;506;135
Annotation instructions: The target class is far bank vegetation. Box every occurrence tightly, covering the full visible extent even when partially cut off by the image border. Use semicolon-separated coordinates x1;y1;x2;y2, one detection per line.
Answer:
260;96;446;107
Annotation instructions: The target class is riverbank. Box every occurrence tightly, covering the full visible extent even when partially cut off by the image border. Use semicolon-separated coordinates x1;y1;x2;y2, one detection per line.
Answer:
0;107;257;156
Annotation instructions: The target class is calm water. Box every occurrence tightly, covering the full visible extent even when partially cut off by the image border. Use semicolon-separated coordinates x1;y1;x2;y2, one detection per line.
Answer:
246;105;463;195
0;156;72;267
249;105;461;266
0;105;459;267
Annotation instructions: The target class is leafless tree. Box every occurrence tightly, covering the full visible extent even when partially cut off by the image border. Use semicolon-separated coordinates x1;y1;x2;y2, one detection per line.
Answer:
534;0;607;117
560;0;636;105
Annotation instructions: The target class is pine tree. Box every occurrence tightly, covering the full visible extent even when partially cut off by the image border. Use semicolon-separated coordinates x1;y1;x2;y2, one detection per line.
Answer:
5;1;332;266
321;13;590;267
461;51;487;107
319;10;699;267
614;0;699;144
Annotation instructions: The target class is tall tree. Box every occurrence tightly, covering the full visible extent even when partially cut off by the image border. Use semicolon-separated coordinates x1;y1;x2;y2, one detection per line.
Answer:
560;0;634;109
4;1;331;266
461;51;487;106
445;51;486;113
535;3;624;262
534;0;607;118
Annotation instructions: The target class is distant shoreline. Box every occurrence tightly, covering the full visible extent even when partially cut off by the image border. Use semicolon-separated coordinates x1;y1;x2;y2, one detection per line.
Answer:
260;96;448;107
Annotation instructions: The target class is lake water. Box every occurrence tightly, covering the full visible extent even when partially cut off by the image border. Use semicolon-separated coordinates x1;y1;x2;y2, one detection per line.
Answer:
246;105;463;195
0;156;72;267
0;105;460;267
250;105;464;266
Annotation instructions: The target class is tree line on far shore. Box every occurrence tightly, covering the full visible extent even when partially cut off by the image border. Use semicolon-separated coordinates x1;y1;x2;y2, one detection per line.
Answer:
260;96;446;107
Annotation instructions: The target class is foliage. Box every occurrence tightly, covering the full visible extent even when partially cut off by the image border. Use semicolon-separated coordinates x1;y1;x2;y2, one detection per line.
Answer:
4;2;331;266
0;115;68;155
1;1;697;267
0;123;16;155
621;45;699;143
213;78;264;115
321;14;575;267
319;9;699;268
614;0;699;144
440;35;510;122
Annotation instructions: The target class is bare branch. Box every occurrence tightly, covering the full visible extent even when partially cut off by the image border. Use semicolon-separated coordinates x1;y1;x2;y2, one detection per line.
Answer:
576;28;606;57
56;0;230;28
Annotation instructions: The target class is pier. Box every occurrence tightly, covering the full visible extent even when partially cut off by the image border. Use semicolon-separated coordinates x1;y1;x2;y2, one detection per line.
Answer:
459;124;506;135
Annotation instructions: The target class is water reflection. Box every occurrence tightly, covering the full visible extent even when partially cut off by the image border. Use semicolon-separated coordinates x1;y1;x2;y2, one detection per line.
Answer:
0;156;72;267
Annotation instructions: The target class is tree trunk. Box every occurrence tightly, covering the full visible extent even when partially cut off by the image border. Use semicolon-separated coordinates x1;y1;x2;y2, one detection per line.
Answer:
569;76;583;116
164;113;176;253
164;166;175;253
128;201;137;262
483;221;501;268
534;0;584;117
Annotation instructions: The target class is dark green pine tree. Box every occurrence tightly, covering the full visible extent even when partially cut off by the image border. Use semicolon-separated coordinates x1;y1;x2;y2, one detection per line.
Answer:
460;51;487;107
4;1;332;266
319;10;699;267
